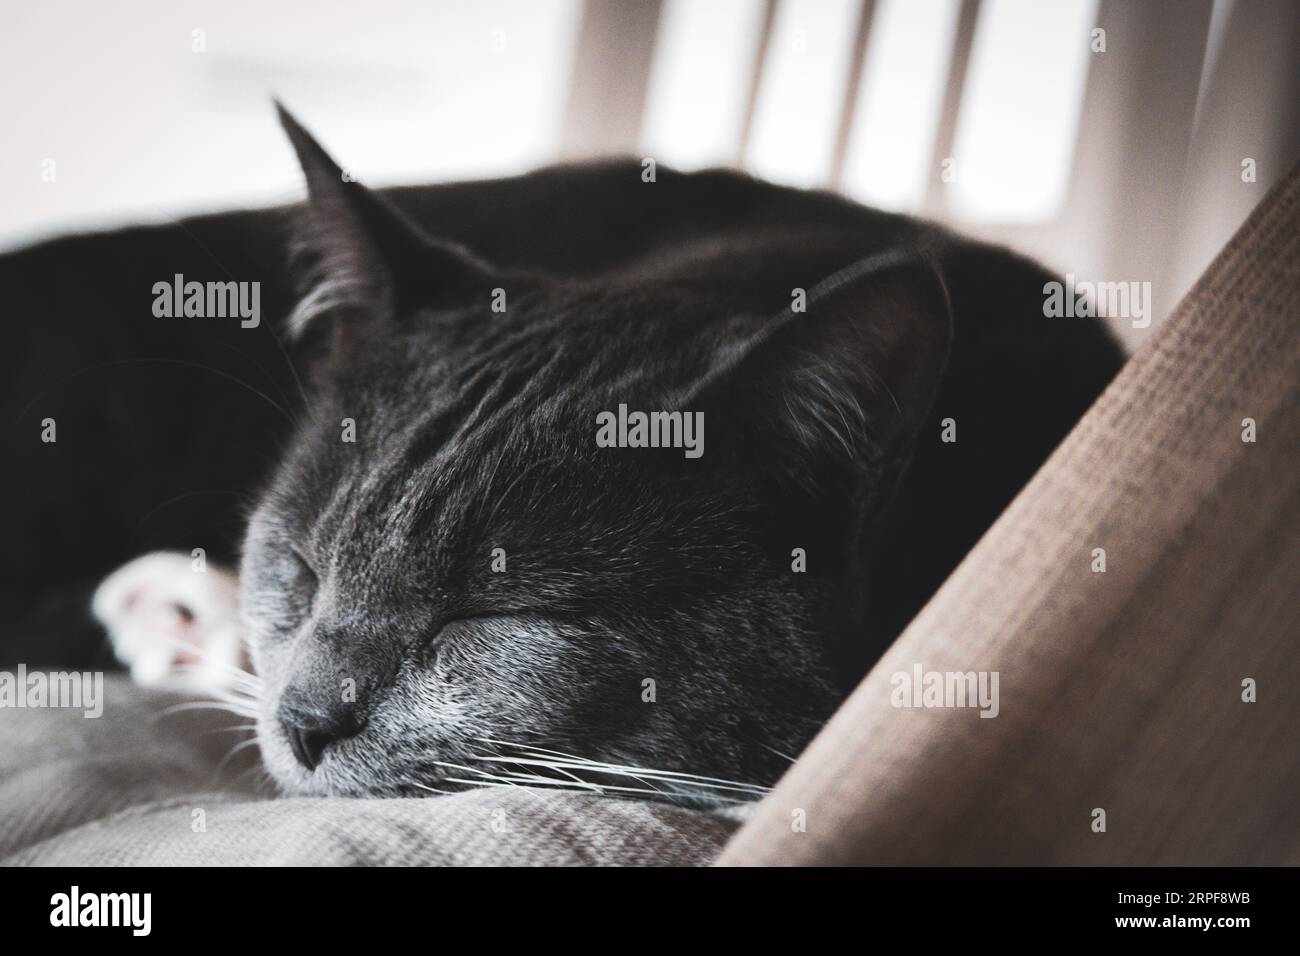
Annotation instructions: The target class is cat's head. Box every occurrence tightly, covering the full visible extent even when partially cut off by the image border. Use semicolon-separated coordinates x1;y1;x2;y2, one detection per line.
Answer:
241;106;952;803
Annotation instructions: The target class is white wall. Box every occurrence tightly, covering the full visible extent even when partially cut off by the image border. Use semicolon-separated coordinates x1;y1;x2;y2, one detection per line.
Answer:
0;0;581;250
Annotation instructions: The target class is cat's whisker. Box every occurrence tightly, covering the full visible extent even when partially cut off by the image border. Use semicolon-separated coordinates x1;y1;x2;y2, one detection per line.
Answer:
188;656;262;683
411;781;456;796
195;681;261;702
464;738;769;805
428;760;534;790
178;678;263;703
438;760;691;803
477;772;617;794
468;750;592;788
230;669;263;689
469;755;683;797
170;663;263;696
474;736;593;763
454;746;654;797
448;771;748;805
444;777;516;791
156;700;260;720
158;636;262;687
759;742;798;764
199;722;259;736
472;738;771;796
488;758;762;797
576;761;768;794
256;764;277;793
211;653;262;682
234;762;279;798
486;768;607;793
157;699;255;717
213;734;263;778
200;695;261;714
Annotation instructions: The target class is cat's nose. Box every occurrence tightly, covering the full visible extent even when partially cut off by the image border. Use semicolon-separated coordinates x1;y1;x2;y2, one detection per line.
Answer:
278;700;364;770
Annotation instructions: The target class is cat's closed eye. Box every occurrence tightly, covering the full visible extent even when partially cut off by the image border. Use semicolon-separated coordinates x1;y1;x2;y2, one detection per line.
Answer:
420;617;473;667
285;547;319;611
420;614;520;667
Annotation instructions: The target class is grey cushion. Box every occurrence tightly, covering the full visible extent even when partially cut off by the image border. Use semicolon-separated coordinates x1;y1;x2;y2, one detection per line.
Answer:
0;676;736;866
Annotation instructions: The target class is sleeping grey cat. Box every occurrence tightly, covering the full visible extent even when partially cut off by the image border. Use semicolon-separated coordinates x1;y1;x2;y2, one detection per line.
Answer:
93;106;1123;805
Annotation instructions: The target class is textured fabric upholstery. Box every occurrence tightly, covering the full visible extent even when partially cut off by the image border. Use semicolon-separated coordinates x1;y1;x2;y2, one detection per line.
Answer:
0;677;736;866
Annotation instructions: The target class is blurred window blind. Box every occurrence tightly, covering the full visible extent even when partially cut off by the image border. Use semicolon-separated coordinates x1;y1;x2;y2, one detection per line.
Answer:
840;0;963;211
637;0;1098;224
640;0;769;169
742;0;863;188
948;0;1097;222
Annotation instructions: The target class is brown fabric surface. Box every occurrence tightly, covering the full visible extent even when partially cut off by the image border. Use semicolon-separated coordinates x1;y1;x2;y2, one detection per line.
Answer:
0;677;736;866
719;164;1300;866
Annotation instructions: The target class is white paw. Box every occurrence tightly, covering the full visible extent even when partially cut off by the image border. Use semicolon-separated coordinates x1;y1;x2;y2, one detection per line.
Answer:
92;552;246;693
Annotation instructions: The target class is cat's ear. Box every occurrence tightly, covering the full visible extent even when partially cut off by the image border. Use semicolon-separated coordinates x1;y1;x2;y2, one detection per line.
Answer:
696;251;952;504
275;102;496;347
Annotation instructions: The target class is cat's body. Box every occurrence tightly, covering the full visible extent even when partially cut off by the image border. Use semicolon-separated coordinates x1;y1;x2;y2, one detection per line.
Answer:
1;113;1122;800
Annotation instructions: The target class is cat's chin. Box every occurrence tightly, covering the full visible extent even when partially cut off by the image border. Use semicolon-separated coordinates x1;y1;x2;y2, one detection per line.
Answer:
256;723;359;797
268;766;454;800
258;748;328;797
264;760;319;795
262;756;381;798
